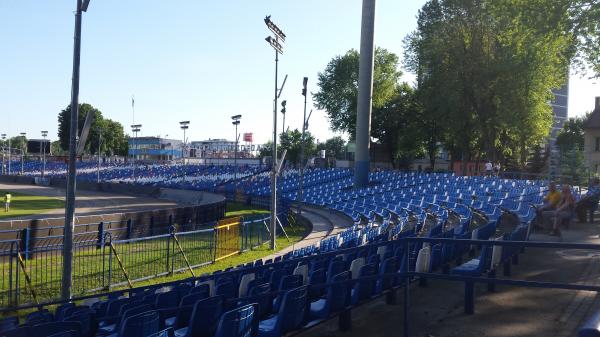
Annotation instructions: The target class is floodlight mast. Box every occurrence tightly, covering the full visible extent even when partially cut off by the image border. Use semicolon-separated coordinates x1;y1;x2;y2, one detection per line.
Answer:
41;131;48;178
180;121;190;160
231;115;242;181
264;15;285;250
62;0;91;301
299;77;309;214
19;133;26;175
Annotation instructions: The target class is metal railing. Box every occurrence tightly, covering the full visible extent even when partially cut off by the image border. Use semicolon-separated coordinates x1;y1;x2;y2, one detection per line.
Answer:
0;214;280;309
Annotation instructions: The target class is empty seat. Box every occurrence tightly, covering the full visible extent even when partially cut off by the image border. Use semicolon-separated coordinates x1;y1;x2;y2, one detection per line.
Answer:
214;303;257;337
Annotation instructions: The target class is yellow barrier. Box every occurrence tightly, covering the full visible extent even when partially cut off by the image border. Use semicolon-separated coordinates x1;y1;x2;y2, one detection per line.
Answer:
215;217;241;261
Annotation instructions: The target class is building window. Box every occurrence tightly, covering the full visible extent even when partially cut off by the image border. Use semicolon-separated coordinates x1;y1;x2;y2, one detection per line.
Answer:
596;137;600;152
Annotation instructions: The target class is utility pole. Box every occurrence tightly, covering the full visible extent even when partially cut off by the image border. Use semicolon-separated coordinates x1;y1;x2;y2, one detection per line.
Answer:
264;15;286;250
299;77;309;213
354;0;376;188
231;115;242;181
63;0;91;301
41;131;48;178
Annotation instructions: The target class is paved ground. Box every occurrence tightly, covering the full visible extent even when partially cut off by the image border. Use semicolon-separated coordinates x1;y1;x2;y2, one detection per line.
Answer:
263;206;354;261
295;219;600;337
0;182;179;220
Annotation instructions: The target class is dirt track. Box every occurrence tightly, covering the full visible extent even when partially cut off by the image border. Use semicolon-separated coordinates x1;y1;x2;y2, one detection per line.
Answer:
0;182;180;221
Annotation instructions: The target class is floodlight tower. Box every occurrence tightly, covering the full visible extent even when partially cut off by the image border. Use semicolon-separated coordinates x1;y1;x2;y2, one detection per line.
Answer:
96;127;101;184
1;134;6;175
180;121;190;160
19;132;26;175
231;115;242;181
62;0;92;301
131;124;142;181
299;77;310;213
264;15;286;250
41;131;48;177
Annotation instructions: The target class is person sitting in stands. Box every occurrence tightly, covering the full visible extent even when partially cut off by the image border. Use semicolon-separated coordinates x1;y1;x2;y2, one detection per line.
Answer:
575;178;600;223
536;183;561;228
549;184;576;236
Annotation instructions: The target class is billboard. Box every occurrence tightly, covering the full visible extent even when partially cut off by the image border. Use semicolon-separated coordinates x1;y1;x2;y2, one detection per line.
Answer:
243;133;253;142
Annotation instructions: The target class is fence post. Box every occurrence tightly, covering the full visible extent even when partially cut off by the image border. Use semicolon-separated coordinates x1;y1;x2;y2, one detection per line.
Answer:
213;224;218;263
126;219;133;240
106;233;113;290
166;228;172;275
9;241;15;307
20;227;31;260
170;226;176;275
97;222;104;249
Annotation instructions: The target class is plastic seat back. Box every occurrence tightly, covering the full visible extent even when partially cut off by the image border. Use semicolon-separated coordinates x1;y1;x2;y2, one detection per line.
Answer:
279;286;309;334
214;304;257;337
186;296;224;337
248;283;272;319
119;310;160;337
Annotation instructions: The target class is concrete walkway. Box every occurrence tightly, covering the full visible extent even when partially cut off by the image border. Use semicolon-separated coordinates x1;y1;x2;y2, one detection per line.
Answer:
295;220;600;337
261;205;354;261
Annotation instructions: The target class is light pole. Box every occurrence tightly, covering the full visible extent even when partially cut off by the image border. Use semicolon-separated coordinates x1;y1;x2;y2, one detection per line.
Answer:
20;132;26;175
299;77;309;213
96;127;101;184
41;131;48;178
280;100;287;134
180;121;190;161
131;124;141;181
231;115;241;181
265;15;285;250
1;134;5;175
63;0;91;301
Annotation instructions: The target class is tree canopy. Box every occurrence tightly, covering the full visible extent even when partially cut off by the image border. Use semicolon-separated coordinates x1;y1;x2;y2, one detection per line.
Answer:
58;103;128;156
314;48;402;138
403;0;579;170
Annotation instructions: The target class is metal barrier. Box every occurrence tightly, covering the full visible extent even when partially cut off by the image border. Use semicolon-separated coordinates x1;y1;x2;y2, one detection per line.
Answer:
398;237;600;337
215;217;241;261
0;213;286;310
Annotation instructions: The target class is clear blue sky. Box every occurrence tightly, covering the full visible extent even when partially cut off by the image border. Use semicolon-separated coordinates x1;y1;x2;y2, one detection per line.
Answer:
1;0;598;144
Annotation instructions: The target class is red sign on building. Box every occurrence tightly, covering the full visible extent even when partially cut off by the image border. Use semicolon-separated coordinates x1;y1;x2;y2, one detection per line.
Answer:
243;133;253;142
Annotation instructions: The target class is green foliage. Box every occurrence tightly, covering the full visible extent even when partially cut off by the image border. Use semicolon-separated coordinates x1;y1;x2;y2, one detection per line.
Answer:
58;103;128;156
561;149;588;184
279;129;316;166
556;115;588;153
527;145;549;174
373;83;425;168
316;136;347;160
314;48;402;137
404;0;576;170
1;136;28;154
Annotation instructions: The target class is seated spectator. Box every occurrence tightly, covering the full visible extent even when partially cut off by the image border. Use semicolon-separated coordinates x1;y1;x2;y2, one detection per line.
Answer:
535;183;561;228
549;184;576;236
575;178;600;223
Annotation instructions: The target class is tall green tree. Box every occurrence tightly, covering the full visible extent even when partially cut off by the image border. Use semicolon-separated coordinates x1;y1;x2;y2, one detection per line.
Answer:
372;83;425;168
314;48;402;138
279;129;316;167
316;136;347;160
555;115;588;153
58;103;128;156
404;0;576;171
